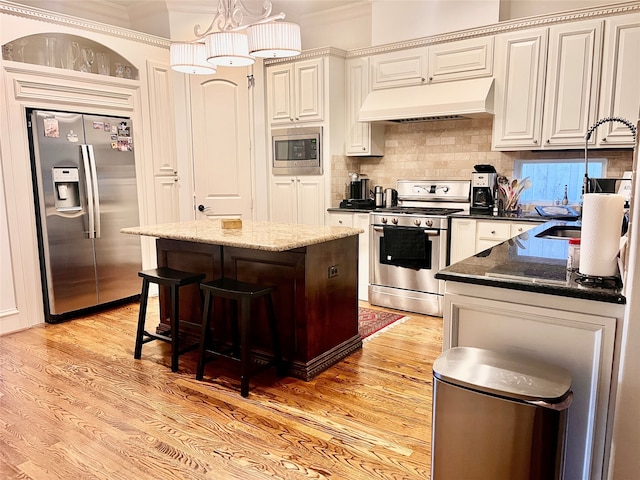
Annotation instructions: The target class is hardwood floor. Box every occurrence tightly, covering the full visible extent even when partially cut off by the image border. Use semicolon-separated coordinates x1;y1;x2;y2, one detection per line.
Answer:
0;298;443;479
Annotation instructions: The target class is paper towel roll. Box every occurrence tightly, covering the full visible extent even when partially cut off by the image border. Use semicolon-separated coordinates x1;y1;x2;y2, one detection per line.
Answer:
579;193;625;277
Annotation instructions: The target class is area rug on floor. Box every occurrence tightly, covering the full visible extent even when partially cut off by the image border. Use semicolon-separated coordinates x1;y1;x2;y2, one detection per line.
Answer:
359;307;409;342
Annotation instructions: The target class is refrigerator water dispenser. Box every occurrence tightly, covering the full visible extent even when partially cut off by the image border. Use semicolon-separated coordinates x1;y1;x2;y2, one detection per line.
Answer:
52;167;81;211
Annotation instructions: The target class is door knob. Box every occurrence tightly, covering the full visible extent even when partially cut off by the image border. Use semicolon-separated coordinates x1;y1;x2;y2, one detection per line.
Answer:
198;204;205;212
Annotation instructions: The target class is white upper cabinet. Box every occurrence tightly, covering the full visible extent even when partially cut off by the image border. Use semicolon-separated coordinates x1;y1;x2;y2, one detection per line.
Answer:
596;13;640;147
370;38;494;90
370;47;428;90
427;36;493;83
266;58;324;125
493;19;604;150
492;28;548;149
542;19;603;148
345;57;384;156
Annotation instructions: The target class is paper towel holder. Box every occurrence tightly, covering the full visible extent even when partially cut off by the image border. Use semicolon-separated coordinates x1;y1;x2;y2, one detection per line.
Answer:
583;117;637;197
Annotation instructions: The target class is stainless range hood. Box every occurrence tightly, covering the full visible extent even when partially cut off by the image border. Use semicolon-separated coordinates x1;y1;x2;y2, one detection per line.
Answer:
358;77;494;123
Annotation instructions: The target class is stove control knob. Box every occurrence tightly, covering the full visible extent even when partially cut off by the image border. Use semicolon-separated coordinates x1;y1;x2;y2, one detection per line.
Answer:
426;219;434;227
413;219;421;226
392;218;398;225
381;217;387;224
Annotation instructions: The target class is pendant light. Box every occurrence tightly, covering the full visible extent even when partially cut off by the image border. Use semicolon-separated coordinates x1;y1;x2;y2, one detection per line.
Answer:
247;22;301;59
170;0;301;75
170;42;217;75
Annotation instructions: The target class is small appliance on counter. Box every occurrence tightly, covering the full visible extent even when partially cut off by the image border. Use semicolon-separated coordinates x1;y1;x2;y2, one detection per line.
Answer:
348;172;370;200
384;188;398;207
471;164;497;214
374;185;384;207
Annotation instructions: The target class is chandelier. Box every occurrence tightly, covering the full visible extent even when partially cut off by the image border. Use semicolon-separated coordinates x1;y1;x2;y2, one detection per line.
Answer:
170;0;301;75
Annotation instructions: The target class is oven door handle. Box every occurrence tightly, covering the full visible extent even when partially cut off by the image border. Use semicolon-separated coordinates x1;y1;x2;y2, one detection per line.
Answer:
373;226;440;236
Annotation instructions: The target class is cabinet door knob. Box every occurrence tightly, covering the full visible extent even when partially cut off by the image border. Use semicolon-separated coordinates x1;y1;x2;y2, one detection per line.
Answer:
533;139;538;144
602;137;607;142
491;230;496;234
546;139;550;144
362;147;366;151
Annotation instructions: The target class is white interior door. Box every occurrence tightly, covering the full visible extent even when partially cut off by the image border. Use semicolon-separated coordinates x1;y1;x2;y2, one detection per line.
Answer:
190;68;253;218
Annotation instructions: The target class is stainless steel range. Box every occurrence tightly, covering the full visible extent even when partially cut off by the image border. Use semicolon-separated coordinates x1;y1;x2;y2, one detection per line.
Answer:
369;180;471;317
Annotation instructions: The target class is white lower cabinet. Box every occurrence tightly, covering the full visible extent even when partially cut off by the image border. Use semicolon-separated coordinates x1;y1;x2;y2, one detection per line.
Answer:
443;285;622;480
449;218;477;265
450;218;539;264
270;176;325;226
327;211;370;301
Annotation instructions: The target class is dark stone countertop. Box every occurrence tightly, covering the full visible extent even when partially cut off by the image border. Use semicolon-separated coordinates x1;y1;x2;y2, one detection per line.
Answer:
436;220;626;305
327;207;375;213
450;211;553;223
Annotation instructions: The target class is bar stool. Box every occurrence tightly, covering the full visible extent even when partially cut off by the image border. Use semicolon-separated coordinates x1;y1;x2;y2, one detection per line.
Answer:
196;278;284;397
134;267;206;372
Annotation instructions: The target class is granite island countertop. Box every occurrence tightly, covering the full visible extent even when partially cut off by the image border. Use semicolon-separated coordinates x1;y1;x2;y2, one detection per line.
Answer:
121;219;363;252
436;220;626;305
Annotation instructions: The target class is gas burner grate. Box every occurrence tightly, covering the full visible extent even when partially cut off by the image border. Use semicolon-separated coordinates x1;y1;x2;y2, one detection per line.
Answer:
374;207;464;216
575;274;622;289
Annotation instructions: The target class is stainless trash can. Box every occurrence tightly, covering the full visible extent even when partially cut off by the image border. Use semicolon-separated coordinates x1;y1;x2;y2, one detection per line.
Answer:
431;347;572;480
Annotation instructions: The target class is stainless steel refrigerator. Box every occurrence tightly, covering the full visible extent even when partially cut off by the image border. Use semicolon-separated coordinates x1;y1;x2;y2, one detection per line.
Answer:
28;109;142;323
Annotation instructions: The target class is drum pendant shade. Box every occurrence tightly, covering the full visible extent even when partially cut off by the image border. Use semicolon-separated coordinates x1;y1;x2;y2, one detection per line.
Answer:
247;22;301;58
206;32;255;67
170;43;216;75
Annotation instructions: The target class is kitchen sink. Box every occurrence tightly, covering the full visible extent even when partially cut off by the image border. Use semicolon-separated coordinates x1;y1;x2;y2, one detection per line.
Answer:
536;225;581;240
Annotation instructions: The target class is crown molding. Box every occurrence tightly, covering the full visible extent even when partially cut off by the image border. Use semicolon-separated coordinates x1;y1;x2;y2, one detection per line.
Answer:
346;0;640;58
0;0;170;48
264;46;347;65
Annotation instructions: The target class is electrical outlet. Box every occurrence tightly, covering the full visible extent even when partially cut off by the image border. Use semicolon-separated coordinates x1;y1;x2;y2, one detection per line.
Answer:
328;265;339;278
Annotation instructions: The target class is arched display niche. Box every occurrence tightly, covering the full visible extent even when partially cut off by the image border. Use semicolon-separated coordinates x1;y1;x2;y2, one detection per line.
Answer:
2;33;139;79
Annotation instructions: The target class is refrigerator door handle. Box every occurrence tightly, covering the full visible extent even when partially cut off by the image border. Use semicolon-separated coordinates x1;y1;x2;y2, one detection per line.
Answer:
80;144;95;239
87;145;101;238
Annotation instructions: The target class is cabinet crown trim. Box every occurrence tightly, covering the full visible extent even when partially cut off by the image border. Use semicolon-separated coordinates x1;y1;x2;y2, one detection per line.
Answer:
346;1;639;58
264;46;347;65
0;0;170;48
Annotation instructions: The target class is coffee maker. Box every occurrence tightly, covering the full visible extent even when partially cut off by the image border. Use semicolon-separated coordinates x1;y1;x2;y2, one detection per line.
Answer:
471;165;497;214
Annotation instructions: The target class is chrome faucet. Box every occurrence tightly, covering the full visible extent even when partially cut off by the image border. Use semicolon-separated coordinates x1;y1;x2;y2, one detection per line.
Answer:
583;117;637;196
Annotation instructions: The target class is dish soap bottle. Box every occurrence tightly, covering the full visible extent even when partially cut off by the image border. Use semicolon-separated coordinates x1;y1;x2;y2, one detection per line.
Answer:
567;238;581;271
562;185;569;206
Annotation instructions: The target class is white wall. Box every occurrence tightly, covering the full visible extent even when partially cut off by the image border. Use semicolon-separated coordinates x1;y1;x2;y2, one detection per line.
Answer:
299;1;372;50
503;0;625;20
371;0;500;45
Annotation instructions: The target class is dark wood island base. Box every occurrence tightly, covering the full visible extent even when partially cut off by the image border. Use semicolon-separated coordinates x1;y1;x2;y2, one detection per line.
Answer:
155;235;362;380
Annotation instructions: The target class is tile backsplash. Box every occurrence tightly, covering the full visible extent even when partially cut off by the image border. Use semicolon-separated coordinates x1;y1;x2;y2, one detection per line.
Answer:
331;118;633;206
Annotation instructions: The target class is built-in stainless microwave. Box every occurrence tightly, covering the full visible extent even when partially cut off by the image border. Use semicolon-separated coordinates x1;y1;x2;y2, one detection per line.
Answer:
272;126;322;175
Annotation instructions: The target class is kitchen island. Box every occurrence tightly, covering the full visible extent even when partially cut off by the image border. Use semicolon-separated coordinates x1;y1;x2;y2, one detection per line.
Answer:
122;219;363;380
436;221;625;480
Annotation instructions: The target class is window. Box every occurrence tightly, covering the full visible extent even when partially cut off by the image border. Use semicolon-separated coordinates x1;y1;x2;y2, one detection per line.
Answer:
513;158;607;205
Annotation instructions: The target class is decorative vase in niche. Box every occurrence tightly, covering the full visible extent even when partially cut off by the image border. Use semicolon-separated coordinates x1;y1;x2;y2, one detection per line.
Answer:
96;52;109;75
45;37;57;67
1;43;13;61
15;39;28;62
80;48;94;73
62;41;80;70
114;63;124;78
